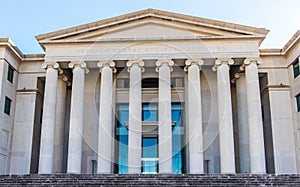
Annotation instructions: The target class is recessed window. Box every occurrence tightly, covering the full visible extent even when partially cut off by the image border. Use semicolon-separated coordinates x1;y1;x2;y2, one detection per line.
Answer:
171;77;184;88
296;94;300;112
142;103;158;121
293;58;300;78
4;97;12;115
7;65;14;83
142;78;158;88
116;78;129;88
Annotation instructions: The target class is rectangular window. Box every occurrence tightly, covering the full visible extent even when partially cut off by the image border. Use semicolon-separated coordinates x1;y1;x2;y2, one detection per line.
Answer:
4;97;12;115
296;94;300;112
171;77;184;88
91;160;97;174
293;58;300;78
142;137;158;174
7;65;14;83
142;103;158;121
142;78;158;88
116;78;129;88
115;104;129;174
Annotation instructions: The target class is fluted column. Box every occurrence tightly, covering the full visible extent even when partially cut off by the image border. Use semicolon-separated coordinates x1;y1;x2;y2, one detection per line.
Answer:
242;59;266;173
234;73;250;173
184;59;204;174
53;74;68;173
213;59;236;173
38;63;60;174
97;60;116;173
67;62;89;173
156;59;174;174
127;60;144;174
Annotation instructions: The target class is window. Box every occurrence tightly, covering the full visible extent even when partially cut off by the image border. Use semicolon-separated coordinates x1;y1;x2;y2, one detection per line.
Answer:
171;103;184;174
296;94;300;112
142;78;158;88
142;103;158;121
7;65;14;83
4;97;12;115
142;137;158;174
91;160;97;174
293;58;300;78
116;78;129;88
115;104;129;174
171;77;184;88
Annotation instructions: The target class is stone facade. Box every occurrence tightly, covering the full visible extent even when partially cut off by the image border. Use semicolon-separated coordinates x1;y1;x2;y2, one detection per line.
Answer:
0;9;299;175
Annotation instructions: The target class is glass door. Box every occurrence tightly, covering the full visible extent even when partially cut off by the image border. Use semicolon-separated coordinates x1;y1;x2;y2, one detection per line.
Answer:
142;137;158;174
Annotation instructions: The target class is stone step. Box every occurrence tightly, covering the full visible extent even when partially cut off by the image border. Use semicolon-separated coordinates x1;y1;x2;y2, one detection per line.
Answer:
0;174;299;186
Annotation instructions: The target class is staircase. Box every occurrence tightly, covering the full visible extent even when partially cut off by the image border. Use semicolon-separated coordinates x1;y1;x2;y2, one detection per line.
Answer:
0;174;300;186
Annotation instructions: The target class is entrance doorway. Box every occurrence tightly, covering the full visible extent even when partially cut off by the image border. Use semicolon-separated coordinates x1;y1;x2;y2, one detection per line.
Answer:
142;137;158;174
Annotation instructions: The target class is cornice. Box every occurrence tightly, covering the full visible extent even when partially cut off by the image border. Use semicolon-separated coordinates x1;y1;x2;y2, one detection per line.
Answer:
282;30;300;55
259;30;300;57
0;38;45;62
38;35;266;45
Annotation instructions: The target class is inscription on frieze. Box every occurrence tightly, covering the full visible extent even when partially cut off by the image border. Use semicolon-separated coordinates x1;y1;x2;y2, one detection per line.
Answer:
74;45;203;55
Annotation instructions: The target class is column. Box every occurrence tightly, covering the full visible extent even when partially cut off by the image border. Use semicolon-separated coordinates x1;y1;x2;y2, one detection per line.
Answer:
53;74;68;173
213;59;236;173
243;59;266;173
38;63;59;174
185;59;204;174
97;61;116;173
127;60;144;174
156;59;174;174
234;73;250;173
67;62;88;173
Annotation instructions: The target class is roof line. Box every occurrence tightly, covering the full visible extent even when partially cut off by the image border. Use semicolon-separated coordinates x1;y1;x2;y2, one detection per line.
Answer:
281;30;300;54
36;8;269;41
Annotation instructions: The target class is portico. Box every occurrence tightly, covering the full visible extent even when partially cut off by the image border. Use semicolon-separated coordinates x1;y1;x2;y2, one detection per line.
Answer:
36;55;267;175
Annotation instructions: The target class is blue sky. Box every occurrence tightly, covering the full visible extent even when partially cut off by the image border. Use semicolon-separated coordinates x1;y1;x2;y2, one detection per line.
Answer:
1;0;299;54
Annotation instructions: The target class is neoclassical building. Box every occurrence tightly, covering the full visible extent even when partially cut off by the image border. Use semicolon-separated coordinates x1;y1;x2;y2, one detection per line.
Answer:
0;9;299;175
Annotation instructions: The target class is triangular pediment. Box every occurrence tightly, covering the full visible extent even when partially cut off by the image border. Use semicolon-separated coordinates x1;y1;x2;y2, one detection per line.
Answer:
36;9;269;44
79;22;202;40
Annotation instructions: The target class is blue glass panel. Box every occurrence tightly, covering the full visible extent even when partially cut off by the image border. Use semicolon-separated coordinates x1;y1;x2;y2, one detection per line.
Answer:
116;104;129;174
142;159;158;174
142;137;158;173
172;103;182;174
142;138;158;158
142;103;158;121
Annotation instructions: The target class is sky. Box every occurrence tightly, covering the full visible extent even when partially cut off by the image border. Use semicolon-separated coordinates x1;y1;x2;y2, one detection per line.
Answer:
1;0;299;54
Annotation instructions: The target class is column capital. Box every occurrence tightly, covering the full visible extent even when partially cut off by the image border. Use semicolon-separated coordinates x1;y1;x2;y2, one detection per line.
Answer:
240;58;262;71
42;62;63;75
184;59;204;72
212;58;234;71
68;62;89;74
42;62;59;69
231;72;245;83
155;59;174;72
97;60;117;73
126;60;145;73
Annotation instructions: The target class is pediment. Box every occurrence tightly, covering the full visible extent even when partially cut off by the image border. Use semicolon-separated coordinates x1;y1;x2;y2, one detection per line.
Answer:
81;22;201;40
36;9;269;44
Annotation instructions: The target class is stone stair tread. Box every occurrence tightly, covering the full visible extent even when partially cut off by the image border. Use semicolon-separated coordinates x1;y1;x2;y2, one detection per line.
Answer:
0;174;299;186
